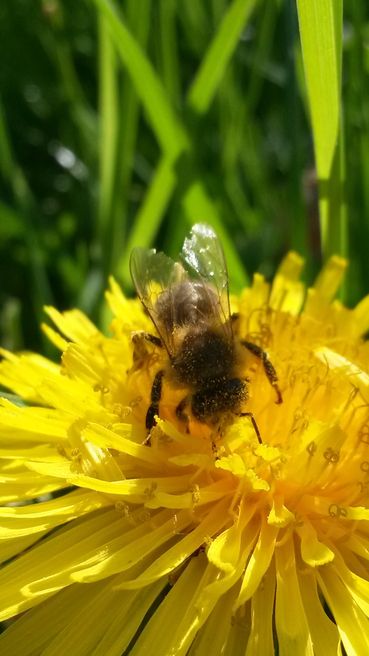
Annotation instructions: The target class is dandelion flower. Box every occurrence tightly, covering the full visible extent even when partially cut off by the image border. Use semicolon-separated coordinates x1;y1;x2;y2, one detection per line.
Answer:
1;252;369;655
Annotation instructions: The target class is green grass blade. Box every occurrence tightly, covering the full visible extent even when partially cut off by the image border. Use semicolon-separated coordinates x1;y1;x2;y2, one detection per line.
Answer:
246;0;278;115
0;100;52;317
296;0;344;259
92;0;256;288
97;12;119;272
158;0;181;104
296;0;342;179
39;2;97;165
109;0;152;272
117;156;177;287
187;0;258;113
0;102;13;180
90;0;187;156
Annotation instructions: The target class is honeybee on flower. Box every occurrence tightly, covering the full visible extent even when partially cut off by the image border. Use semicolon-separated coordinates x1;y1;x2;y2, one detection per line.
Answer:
130;223;282;443
0;235;369;655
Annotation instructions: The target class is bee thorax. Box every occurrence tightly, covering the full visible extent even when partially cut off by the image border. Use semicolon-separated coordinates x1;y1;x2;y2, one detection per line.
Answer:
155;281;219;330
192;378;247;422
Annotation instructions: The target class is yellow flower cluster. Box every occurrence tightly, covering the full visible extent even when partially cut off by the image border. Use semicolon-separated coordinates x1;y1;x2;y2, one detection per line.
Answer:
1;253;369;655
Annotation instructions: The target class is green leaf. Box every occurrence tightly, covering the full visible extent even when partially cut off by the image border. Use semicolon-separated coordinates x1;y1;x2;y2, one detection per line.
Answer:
187;0;258;113
92;0;256;289
0;203;25;239
91;0;188;157
97;13;119;269
117;156;177;287
296;0;342;178
158;0;181;104
296;0;344;259
109;0;152;273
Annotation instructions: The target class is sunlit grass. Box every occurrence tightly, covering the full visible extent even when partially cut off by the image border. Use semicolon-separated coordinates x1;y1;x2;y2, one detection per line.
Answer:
0;0;368;352
297;0;345;262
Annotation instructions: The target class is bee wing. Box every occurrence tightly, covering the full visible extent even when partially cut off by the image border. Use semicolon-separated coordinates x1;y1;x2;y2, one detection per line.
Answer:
130;246;188;355
181;223;232;335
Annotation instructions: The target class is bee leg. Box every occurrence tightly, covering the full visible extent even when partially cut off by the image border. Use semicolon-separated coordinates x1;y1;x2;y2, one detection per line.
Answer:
239;411;262;444
176;396;190;433
241;340;283;404
145;370;165;444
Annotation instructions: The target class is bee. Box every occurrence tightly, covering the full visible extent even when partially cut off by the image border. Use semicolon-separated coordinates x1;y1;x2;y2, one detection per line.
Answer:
130;223;282;443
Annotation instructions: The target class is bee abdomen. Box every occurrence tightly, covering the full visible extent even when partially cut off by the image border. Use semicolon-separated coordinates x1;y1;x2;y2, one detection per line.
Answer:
171;330;234;386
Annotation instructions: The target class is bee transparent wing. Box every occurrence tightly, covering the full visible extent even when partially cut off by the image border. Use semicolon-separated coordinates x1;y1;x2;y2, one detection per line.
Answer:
181;223;232;333
130;247;187;354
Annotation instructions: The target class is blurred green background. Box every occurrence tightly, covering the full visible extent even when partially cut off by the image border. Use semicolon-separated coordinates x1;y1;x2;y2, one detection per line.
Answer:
0;0;368;352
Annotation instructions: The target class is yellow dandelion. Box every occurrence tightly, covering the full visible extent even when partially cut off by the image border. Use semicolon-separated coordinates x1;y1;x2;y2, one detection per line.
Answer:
1;249;369;655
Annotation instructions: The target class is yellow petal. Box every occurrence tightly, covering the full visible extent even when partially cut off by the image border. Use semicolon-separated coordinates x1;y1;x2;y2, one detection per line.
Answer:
311;255;347;301
246;561;276;656
197;518;259;617
207;503;257;573
72;508;193;583
0;351;59;401
188;587;239;656
267;498;295;527
275;538;314;655
41;322;68;351
333;555;369;617
353;294;369;337
270;251;305;314
225;603;251;655
318;564;369;656
297;521;335;566
0;489;108;539
82;423;159;465
346;533;369;560
38;577;151;656
117;498;231;590
0;469;66;504
0;398;69;442
298;569;340;656
88;580;165;656
129;555;208;656
0;533;50;565
235;519;278;608
0;508;123;620
43;306;100;342
63;472;195;501
0;582;103;656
